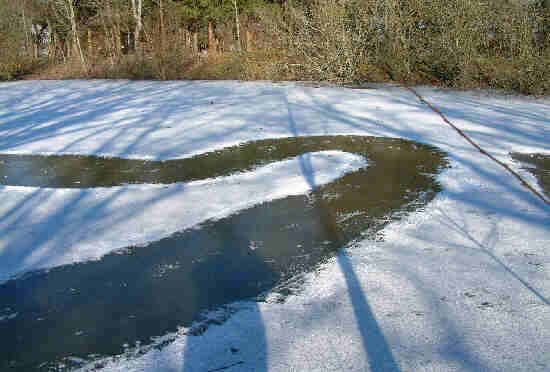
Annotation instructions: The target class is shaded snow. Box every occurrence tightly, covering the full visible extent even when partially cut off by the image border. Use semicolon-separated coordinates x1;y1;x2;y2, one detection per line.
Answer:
0;150;365;281
0;80;549;371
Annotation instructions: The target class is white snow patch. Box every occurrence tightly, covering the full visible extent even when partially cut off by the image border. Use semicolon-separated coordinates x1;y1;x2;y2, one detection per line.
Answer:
0;150;366;281
0;80;549;372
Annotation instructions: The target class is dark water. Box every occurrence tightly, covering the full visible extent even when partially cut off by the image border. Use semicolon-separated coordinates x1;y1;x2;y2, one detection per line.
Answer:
511;153;550;197
0;136;448;371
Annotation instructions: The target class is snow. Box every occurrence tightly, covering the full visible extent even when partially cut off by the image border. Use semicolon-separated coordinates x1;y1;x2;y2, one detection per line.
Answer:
0;80;549;371
0;150;365;281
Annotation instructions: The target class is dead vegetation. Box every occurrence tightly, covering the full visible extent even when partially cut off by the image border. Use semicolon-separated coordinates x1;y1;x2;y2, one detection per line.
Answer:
2;0;549;95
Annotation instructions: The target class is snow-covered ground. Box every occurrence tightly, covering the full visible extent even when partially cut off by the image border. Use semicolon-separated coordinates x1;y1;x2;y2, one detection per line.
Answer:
0;80;549;371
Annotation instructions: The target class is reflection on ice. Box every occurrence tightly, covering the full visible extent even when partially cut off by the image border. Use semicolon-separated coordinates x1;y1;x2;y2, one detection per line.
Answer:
0;136;447;371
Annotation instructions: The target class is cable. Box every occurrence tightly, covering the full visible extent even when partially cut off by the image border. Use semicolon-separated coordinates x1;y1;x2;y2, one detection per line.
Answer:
381;67;550;209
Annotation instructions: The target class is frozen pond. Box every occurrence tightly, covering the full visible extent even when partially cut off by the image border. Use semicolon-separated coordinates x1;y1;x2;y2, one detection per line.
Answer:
511;153;550;197
0;136;448;371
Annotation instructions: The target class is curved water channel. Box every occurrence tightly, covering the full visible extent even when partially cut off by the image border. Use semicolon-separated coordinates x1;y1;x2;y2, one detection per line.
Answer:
0;136;448;371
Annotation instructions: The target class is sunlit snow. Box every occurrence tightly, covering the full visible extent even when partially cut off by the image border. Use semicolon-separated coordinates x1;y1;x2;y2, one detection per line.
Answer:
0;80;549;372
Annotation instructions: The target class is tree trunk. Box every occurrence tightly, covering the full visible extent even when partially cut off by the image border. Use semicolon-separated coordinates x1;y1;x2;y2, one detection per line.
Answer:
208;21;216;56
185;27;191;51
233;0;241;52
114;22;122;57
130;0;143;52
192;31;198;54
21;4;31;58
158;0;164;52
62;38;69;62
87;28;93;58
47;20;55;61
246;28;253;52
65;0;87;70
99;10;115;68
109;1;122;59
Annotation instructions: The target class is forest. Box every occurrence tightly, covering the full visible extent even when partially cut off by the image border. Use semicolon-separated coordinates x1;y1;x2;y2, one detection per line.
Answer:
1;0;549;95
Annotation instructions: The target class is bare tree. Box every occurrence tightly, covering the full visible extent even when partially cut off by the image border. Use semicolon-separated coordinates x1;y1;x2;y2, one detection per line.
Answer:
67;0;86;68
233;0;241;51
21;2;32;57
50;0;87;69
130;0;142;51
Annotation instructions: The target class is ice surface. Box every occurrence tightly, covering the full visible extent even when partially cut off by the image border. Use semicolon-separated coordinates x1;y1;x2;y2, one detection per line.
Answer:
0;150;366;281
0;80;549;372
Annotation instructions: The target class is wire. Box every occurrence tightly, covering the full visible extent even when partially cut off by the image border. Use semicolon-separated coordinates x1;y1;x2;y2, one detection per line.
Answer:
381;66;550;209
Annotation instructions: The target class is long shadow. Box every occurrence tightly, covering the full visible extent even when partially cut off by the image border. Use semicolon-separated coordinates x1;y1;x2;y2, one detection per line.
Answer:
1;80;547;372
284;88;318;190
0;81;474;371
298;87;550;221
284;91;401;371
181;210;269;372
377;253;492;371
0;81;238;159
443;155;550;224
373;205;548;370
436;207;550;307
183;92;315;371
337;254;401;371
308;167;402;371
0;134;447;371
300;168;401;371
0;180;188;282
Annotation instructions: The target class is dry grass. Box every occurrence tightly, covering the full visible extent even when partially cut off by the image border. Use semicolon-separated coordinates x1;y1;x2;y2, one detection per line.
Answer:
0;50;40;81
15;0;550;96
254;0;550;95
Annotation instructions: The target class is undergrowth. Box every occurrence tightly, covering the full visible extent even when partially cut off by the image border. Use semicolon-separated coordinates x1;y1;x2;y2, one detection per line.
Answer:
9;0;550;96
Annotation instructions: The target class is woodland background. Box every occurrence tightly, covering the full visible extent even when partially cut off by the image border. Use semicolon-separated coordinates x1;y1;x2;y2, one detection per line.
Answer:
1;0;549;95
